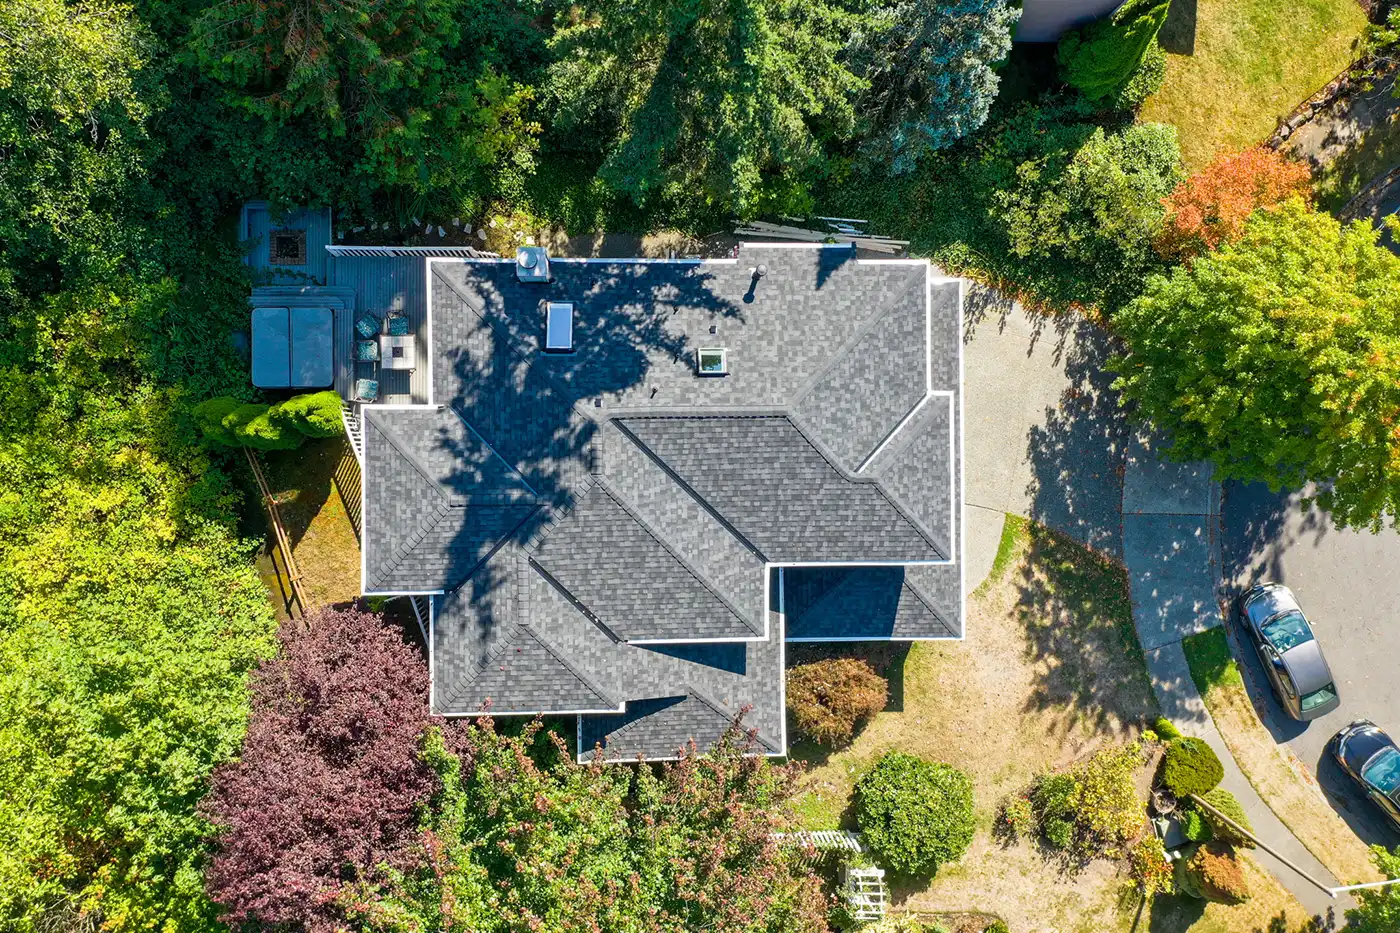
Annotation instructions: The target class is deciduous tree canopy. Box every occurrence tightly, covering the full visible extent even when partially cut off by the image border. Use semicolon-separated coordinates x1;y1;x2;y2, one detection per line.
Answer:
1113;200;1400;530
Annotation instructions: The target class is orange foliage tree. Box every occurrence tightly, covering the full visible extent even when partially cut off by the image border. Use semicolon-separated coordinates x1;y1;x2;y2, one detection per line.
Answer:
1158;148;1311;257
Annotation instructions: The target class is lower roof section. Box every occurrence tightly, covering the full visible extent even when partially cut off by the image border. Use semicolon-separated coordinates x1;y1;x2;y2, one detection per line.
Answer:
779;563;961;641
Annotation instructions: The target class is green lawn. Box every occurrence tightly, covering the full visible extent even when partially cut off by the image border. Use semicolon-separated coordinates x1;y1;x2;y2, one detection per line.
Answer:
1181;626;1244;695
1142;0;1369;170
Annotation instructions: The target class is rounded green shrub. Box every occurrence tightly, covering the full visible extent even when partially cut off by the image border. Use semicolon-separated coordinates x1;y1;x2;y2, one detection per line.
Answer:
1201;788;1254;848
854;752;975;878
1161;737;1223;798
1179;807;1212;842
226;403;303;451
986;922;1010;933
193;396;244;447
1106;40;1167;111
1153;717;1183;741
273;390;345;438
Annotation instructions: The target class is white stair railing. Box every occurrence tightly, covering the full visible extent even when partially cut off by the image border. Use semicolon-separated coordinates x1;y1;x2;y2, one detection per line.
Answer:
341;401;364;463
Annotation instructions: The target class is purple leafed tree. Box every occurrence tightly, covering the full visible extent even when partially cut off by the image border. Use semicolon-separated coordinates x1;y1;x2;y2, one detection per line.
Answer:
201;607;437;931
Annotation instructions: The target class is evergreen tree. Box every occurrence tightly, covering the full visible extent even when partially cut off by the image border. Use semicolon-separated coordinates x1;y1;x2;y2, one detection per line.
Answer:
854;0;1020;174
547;0;864;216
1057;0;1171;102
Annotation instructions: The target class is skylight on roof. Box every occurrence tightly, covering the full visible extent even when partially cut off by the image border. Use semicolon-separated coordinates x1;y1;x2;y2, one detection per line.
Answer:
546;301;574;352
696;347;728;376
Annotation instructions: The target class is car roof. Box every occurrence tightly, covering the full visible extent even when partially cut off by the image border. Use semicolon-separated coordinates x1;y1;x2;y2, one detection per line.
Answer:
1245;584;1302;628
1280;640;1333;693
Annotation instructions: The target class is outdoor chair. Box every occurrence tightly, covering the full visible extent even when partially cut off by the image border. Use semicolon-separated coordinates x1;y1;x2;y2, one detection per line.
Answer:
356;339;380;362
353;378;379;403
386;313;411;337
354;312;381;339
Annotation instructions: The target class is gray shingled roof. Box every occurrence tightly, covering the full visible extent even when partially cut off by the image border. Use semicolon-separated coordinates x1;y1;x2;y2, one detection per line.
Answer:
353;245;962;760
531;484;760;641
782;564;961;640
615;414;946;563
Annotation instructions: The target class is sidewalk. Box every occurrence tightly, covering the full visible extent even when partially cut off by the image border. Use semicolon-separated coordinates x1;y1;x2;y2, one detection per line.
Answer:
1121;432;1351;920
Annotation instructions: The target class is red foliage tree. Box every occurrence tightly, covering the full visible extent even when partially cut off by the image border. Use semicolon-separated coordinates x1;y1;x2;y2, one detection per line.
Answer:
201;607;438;932
1158;148;1312;257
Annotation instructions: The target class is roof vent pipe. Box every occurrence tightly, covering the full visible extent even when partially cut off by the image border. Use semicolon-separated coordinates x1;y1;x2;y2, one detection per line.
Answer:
516;246;551;283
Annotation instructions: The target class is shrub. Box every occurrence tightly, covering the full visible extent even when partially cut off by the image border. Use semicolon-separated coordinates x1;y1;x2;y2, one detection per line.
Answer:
787;658;888;746
1179;807;1213;842
273;390;345;438
1105;39;1166;112
203;608;441;931
999;794;1034;839
1031;772;1078;850
1071;743;1146;857
1153;717;1183;741
855;753;976;878
1161;737;1224;798
1058;0;1171;101
1157;147;1311;257
194;395;244;447
1178;843;1251;904
985;922;1010;933
1201;788;1255;848
1129;836;1175;897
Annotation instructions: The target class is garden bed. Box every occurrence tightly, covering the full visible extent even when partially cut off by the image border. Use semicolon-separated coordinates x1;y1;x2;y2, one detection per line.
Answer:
788;517;1319;931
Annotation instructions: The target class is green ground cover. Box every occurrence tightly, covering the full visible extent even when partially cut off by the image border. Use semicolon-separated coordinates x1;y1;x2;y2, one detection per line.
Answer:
1143;0;1369;169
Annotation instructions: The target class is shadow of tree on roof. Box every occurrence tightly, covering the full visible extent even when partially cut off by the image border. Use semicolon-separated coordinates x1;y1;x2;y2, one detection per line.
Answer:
424;259;746;717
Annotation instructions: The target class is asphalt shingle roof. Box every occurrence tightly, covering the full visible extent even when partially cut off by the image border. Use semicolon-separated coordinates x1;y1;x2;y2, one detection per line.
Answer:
532;484;759;641
615;414;945;563
353;245;962;760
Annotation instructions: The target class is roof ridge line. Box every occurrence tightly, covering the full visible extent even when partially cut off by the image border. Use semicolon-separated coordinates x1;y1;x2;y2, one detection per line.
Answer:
446;403;541;500
611;419;768;562
788;272;926;414
522;626;620;708
686;687;781;754
439;621;619;712
783;415;948;562
363;409;451;507
368;503;449;589
900;574;958;638
591;480;761;638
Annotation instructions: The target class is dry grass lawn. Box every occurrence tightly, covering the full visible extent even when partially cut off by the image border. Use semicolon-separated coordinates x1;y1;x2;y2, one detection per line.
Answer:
259;437;362;609
789;517;1320;932
1182;629;1382;886
1142;0;1369;170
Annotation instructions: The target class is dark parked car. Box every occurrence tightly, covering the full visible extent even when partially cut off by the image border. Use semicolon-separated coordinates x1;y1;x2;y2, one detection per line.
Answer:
1332;720;1400;832
1236;583;1340;721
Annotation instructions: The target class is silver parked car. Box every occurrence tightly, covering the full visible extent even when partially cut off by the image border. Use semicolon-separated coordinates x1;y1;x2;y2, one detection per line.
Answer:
1236;583;1340;721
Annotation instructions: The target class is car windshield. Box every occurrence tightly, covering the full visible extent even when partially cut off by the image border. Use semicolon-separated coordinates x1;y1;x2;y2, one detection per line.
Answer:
1300;684;1336;712
1362;748;1400;796
1261;611;1314;652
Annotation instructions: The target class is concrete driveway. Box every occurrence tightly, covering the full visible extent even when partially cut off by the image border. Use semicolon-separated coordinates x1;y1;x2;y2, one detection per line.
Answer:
1222;480;1400;849
962;289;1129;588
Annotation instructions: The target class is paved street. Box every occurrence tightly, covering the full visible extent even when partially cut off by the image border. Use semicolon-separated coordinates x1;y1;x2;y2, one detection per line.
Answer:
1222;480;1400;849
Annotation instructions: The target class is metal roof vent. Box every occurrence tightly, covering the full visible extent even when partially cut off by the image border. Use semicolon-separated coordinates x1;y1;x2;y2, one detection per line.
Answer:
515;245;550;283
696;347;728;376
545;301;574;352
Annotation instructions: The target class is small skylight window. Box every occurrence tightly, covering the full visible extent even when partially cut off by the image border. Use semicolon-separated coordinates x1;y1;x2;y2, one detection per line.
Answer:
545;301;574;352
696;347;728;376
